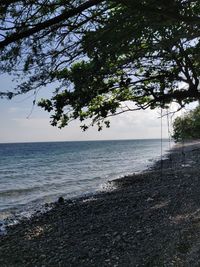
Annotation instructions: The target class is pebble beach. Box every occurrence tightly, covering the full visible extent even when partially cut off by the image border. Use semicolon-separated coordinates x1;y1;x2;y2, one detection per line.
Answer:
1;142;200;266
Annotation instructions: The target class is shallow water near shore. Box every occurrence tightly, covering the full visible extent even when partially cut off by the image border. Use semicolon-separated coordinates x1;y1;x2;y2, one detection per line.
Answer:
0;139;170;224
2;142;200;266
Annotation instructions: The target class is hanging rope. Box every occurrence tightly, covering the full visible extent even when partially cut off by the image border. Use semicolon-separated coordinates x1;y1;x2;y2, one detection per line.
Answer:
166;108;173;168
160;107;163;174
167;109;171;150
181;108;186;166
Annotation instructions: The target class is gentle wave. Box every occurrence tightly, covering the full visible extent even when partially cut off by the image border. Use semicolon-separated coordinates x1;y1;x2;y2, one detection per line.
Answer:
0;186;42;197
0;139;171;218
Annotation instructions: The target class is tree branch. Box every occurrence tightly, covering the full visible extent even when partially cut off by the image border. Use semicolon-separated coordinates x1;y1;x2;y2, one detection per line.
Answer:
0;0;104;50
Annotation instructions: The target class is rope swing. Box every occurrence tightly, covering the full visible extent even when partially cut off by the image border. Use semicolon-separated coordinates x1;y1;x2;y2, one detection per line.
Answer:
166;108;173;168
160;107;163;175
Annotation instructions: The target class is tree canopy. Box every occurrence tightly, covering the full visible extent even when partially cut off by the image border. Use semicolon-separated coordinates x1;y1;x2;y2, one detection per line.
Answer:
172;105;200;142
0;0;200;130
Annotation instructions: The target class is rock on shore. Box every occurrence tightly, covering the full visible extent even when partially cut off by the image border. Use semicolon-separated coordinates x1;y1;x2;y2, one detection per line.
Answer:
1;142;200;266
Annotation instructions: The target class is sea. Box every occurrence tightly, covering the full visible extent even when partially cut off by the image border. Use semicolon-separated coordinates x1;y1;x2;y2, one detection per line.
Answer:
0;139;171;231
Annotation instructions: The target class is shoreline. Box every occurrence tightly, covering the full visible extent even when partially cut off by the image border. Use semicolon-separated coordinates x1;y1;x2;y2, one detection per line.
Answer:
0;139;169;226
1;142;200;266
0;140;170;234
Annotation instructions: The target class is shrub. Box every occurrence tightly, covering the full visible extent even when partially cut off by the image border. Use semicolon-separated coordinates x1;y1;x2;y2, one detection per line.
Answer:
172;106;200;142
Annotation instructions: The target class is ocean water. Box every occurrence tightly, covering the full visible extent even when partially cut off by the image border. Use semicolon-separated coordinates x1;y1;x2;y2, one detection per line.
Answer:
0;139;170;221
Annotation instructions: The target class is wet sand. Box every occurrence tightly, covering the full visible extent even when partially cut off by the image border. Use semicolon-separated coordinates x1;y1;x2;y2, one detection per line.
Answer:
1;142;200;266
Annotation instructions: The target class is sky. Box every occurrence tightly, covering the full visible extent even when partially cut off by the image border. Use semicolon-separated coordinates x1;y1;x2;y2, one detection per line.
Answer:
0;74;181;143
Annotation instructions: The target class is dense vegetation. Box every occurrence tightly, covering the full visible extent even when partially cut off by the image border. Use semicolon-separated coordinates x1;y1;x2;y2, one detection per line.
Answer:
173;106;200;142
0;1;200;130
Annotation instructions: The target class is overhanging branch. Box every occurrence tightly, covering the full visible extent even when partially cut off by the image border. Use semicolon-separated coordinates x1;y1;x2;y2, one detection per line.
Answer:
0;0;104;50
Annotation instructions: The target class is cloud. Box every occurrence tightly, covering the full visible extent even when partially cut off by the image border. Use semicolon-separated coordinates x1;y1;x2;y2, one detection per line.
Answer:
8;107;19;113
1;106;173;143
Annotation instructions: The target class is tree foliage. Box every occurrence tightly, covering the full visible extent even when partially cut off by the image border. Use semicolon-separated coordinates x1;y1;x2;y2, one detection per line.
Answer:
172;105;200;142
0;0;200;129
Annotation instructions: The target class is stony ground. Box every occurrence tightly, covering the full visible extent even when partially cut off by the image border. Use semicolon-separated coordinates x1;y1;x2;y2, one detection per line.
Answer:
1;142;200;266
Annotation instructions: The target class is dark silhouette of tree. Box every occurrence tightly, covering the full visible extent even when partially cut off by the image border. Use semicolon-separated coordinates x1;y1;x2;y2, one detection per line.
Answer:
0;1;199;129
